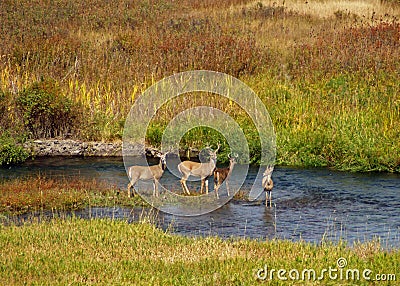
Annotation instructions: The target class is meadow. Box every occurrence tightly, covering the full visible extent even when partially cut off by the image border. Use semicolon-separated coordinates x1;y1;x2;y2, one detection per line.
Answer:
1;0;400;171
0;217;398;285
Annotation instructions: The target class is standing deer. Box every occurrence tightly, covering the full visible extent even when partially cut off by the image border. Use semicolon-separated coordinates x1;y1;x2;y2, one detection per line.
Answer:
178;144;220;195
126;152;168;198
213;153;238;199
262;165;274;207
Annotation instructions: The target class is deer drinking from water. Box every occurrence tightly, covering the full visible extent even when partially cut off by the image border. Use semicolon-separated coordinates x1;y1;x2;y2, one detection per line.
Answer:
213;153;238;199
126;152;168;198
178;144;220;195
262;165;274;207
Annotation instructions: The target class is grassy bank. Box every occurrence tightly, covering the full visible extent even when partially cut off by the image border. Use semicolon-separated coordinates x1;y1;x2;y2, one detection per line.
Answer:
0;0;399;172
0;218;398;285
0;176;144;215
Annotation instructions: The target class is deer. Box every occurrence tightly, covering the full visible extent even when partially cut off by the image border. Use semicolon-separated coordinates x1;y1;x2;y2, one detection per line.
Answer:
126;152;168;198
178;143;220;195
213;153;238;199
262;165;274;207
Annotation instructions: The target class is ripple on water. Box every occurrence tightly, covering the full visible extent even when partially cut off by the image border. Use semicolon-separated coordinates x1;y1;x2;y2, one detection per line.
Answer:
1;158;399;248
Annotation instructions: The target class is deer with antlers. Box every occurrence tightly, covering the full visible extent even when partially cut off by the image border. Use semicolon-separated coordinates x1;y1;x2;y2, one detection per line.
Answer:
213;153;238;199
178;143;220;195
262;165;274;207
126;152;168;198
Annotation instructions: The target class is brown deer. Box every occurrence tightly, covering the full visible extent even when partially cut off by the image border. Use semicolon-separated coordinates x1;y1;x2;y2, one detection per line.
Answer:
213;153;238;199
178;144;220;195
126;152;168;197
262;165;274;207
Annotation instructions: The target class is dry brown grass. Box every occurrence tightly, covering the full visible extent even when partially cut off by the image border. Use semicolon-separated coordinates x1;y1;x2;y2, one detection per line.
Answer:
0;176;129;214
258;0;400;20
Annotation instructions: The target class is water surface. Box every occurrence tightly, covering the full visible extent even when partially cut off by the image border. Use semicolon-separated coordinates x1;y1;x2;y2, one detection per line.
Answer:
2;157;399;248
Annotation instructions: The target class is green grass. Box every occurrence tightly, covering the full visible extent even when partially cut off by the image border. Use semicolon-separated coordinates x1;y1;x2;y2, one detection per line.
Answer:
0;218;398;285
247;72;400;172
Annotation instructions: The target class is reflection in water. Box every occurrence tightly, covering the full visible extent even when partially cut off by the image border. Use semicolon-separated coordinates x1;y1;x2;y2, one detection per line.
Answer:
1;157;400;248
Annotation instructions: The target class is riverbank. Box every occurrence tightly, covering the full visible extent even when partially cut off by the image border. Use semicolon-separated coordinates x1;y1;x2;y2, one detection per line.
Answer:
23;139;123;157
0;218;398;285
22;139;203;158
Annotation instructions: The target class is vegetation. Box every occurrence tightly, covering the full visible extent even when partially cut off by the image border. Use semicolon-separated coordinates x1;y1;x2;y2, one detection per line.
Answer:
0;176;145;215
0;132;29;165
1;3;398;283
0;218;398;285
0;0;399;172
16;79;81;138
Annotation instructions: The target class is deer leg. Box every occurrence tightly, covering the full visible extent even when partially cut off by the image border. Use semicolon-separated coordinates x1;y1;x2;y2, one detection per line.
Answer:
214;173;219;198
127;177;138;198
266;190;272;207
269;191;272;207
226;180;230;196
200;179;204;194
215;185;219;199
153;179;159;197
155;180;159;197
205;179;209;194
127;182;132;197
179;169;191;195
180;178;190;195
214;179;220;199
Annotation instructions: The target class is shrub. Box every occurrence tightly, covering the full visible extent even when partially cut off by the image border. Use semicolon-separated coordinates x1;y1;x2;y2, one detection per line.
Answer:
16;79;80;138
0;133;29;166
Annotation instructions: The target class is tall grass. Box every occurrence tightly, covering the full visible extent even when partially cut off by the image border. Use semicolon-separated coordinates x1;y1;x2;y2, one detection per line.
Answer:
0;218;398;285
248;72;400;172
0;0;399;171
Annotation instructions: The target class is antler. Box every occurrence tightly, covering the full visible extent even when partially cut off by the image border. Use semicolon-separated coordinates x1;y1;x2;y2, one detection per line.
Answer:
263;165;274;176
215;142;221;153
228;152;238;159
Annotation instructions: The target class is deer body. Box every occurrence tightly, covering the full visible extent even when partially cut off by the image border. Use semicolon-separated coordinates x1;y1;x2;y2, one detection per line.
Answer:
213;155;237;199
262;165;274;207
178;144;220;195
127;153;167;197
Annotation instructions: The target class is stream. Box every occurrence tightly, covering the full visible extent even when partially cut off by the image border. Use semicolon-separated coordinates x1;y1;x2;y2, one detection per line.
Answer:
1;157;399;248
